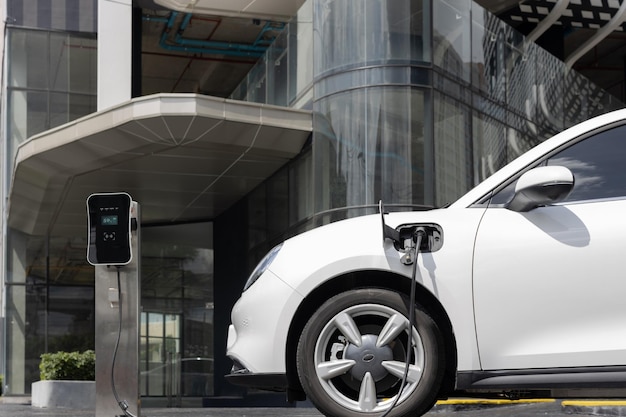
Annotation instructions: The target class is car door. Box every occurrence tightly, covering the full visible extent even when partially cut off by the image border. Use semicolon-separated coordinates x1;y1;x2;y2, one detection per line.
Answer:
472;122;626;371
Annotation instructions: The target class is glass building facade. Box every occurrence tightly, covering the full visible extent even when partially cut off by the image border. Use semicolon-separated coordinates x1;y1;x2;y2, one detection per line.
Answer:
1;0;623;404
3;0;99;395
233;0;622;217
2;1;216;399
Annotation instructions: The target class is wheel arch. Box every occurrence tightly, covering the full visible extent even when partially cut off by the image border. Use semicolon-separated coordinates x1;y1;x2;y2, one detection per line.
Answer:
284;269;458;402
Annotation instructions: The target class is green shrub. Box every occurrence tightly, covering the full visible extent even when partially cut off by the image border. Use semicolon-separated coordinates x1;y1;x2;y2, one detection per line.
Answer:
39;350;95;381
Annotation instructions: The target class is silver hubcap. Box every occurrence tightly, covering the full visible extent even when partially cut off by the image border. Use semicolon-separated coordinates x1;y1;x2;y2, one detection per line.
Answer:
313;304;425;413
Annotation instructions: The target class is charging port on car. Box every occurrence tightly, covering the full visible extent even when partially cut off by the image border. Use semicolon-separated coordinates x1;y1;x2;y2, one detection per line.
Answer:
394;224;443;253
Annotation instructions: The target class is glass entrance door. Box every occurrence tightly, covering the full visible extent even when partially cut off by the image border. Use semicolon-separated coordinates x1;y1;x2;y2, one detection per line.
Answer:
140;221;214;400
140;312;181;397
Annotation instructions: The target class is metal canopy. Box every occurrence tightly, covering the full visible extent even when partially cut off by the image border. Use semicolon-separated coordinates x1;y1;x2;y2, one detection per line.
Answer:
8;94;312;237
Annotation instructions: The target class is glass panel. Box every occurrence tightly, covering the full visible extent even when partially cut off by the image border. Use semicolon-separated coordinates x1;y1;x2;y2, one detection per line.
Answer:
433;0;471;82
248;186;268;250
8;30;48;89
471;9;506;102
146;336;165;396
5;284;46;394
246;58;267;104
50;32;70;91
164;314;180;339
268;30;289;107
47;286;95;352
434;92;471;207
536;48;565;133
314;0;430;78
564;68;590;128
506;113;541;162
68;37;98;94
472;112;506;184
4;230;95;394
8;89;48;153
48;236;94;285
6;231;46;284
141;222;214;397
140;336;148;396
289;152;313;226
505;26;535;117
267;171;289;238
141;312;148;337
49;32;97;93
147;314;164;338
288;18;299;105
50;92;69;129
314;87;428;215
69;93;97;122
6;28;97;177
141;312;184;397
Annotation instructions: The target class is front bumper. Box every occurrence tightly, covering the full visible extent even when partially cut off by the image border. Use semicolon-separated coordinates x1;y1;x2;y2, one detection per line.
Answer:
226;269;302;375
225;363;288;392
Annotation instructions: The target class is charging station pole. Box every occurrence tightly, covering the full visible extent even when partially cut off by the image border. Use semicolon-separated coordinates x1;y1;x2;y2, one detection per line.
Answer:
88;194;141;417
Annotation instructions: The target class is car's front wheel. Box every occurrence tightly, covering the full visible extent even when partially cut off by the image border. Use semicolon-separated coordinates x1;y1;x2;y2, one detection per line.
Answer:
296;288;445;417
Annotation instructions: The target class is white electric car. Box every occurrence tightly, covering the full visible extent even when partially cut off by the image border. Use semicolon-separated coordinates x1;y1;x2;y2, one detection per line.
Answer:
226;108;626;417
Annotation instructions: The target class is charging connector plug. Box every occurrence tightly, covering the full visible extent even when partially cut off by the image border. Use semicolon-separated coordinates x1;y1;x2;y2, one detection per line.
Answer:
400;227;427;265
414;226;426;244
400;238;415;265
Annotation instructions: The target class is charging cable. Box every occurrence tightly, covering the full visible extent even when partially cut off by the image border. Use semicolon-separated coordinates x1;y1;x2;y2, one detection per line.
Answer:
112;267;138;417
380;227;425;417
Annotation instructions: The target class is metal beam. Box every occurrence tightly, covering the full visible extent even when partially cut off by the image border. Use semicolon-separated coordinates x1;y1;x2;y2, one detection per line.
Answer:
565;0;626;68
525;0;570;44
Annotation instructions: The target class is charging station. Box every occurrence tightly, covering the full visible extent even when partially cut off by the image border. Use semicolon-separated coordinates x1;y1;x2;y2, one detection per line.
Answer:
87;193;141;417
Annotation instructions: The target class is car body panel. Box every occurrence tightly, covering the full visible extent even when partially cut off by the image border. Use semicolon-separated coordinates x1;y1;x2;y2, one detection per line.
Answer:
474;198;626;369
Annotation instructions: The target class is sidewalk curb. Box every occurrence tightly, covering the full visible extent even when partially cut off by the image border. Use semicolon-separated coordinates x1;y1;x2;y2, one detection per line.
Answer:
434;398;626;416
432;398;555;412
562;400;626;416
0;396;30;405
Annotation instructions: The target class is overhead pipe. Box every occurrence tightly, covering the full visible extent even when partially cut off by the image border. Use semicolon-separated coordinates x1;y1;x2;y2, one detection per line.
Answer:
173;12;269;53
565;0;626;68
143;11;283;58
253;21;286;47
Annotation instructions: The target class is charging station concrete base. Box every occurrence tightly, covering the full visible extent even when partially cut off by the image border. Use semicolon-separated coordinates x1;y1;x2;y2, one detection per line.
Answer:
94;202;140;417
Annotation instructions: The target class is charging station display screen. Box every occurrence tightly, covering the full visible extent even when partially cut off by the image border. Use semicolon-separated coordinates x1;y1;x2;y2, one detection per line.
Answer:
101;215;119;226
87;193;132;265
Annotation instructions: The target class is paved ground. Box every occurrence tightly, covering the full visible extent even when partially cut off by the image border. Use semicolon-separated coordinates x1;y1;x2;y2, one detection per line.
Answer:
1;398;626;417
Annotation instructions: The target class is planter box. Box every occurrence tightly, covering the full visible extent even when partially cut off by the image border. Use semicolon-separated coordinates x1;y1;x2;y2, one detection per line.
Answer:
31;380;95;409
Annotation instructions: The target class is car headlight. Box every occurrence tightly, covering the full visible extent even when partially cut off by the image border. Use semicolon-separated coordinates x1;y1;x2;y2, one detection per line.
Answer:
243;243;283;291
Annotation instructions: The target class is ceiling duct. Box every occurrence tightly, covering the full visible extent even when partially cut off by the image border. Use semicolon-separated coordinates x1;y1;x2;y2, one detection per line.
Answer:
153;0;306;21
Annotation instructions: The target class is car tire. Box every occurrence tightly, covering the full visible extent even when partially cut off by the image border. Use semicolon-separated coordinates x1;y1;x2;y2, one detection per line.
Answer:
297;288;445;417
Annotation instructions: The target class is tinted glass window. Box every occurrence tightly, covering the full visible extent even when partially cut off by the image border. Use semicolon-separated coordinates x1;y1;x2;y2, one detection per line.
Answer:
547;124;626;202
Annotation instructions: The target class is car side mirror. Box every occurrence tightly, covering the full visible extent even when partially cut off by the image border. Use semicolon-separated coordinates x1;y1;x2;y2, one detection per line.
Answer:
506;166;574;212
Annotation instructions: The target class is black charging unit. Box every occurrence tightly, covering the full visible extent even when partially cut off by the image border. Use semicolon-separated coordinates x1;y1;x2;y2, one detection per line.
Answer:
87;192;133;266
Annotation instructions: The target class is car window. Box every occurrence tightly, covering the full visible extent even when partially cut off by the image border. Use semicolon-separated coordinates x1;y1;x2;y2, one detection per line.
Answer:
489;123;626;206
546;124;626;202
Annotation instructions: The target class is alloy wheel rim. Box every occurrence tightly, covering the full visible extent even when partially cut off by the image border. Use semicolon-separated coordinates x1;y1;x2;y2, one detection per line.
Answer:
313;303;425;413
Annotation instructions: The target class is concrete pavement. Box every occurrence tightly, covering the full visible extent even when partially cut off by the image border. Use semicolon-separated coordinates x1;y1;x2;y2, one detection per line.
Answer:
2;397;626;417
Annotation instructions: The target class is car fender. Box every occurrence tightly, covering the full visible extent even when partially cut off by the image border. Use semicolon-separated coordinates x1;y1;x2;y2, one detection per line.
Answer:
269;208;487;372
